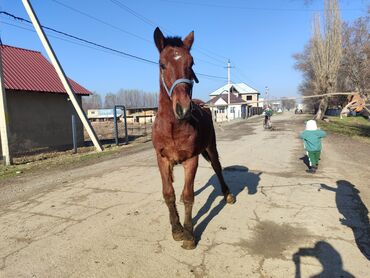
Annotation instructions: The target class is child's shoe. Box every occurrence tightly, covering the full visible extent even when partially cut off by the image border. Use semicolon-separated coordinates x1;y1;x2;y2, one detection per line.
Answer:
306;167;317;174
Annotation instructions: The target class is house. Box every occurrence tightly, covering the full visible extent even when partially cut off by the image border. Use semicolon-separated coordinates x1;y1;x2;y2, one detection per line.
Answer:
87;107;157;124
207;82;260;122
125;107;157;124
206;93;247;122
209;83;260;106
0;45;91;156
87;108;123;122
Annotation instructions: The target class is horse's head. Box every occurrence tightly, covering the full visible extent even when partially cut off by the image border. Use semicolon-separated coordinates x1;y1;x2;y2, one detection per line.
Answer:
154;27;199;120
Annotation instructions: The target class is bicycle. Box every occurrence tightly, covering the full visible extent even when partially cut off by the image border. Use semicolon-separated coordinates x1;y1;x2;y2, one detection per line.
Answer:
263;115;272;129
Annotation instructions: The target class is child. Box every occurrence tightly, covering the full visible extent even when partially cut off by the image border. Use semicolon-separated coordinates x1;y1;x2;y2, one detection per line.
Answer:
300;120;326;173
263;106;273;128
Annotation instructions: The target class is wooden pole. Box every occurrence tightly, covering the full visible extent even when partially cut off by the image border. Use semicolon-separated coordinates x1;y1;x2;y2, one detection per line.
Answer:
21;0;103;152
0;46;12;165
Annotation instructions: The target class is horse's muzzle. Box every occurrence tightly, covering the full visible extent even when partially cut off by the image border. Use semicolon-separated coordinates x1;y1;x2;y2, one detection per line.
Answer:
175;102;190;120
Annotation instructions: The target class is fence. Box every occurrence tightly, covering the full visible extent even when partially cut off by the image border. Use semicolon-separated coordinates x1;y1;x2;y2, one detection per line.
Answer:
85;107;154;145
211;105;263;122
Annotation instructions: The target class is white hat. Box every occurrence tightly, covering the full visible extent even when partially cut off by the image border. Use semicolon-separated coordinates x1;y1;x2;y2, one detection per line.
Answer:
306;120;317;131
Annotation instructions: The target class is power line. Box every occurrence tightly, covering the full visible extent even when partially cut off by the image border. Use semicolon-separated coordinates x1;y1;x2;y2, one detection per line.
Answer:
0;20;133;58
197;73;226;80
50;0;151;43
196;57;224;68
0;11;227;80
196;46;228;62
233;66;254;84
0;11;157;65
108;0;173;35
193;48;225;65
159;0;364;12
108;0;228;64
49;0;225;68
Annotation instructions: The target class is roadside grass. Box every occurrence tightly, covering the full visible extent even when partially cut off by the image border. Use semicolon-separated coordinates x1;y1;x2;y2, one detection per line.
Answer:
319;116;370;144
0;144;131;180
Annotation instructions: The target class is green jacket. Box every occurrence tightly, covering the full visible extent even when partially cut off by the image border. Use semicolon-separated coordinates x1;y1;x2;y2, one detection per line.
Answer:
299;130;327;151
264;109;273;117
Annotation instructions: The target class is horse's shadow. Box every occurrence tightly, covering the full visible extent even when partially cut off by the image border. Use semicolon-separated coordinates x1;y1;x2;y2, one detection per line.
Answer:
193;165;261;243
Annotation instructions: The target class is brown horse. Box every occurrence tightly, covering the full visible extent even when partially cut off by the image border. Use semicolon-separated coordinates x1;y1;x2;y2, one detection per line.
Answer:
152;27;235;250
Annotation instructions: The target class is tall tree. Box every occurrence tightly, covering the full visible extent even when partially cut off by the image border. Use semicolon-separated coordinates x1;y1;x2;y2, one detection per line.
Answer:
310;0;342;120
281;98;296;111
293;42;318;112
104;92;118;108
82;92;102;111
340;14;370;97
116;89;158;108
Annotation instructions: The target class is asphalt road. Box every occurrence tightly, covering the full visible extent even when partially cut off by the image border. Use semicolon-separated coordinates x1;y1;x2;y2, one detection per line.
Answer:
0;112;369;277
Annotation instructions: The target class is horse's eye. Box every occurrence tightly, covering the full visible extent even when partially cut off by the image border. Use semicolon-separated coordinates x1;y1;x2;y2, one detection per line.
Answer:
160;63;166;70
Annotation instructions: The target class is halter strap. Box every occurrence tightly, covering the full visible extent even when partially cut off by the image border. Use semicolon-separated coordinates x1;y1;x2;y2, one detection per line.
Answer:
161;74;194;98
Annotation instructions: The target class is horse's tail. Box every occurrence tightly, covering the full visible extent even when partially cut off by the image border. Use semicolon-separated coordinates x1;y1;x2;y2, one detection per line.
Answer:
201;151;211;163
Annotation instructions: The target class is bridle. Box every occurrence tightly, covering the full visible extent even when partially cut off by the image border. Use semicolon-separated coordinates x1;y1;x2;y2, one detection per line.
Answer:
161;74;194;99
160;73;203;121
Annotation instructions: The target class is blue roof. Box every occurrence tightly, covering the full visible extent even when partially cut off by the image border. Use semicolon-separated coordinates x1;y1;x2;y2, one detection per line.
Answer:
88;109;123;118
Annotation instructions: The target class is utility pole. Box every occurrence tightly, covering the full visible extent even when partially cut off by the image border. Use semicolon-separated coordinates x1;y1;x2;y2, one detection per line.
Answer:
0;45;12;165
227;59;231;85
265;86;269;107
227;60;230;121
225;59;234;121
22;0;103;152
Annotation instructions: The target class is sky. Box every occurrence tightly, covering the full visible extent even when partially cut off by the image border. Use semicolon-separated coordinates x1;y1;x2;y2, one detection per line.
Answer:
0;0;368;101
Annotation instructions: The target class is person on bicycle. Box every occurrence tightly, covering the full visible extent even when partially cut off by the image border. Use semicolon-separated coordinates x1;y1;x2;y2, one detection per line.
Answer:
263;105;273;127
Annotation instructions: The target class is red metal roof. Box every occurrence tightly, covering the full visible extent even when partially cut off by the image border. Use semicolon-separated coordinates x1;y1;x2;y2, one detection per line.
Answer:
1;45;91;95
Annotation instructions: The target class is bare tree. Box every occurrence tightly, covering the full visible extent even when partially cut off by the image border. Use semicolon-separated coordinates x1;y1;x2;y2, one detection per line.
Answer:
82;92;102;111
310;0;342;120
116;89;158;108
281;98;296;111
340;15;370;97
104;92;118;108
293;42;318;112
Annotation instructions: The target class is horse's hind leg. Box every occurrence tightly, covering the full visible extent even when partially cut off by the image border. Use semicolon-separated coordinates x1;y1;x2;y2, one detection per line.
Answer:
181;156;198;249
205;145;235;204
156;154;183;241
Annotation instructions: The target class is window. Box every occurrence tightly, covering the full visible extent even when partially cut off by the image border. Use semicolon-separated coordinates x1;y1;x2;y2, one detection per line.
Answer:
246;95;252;101
230;107;235;113
218;107;225;113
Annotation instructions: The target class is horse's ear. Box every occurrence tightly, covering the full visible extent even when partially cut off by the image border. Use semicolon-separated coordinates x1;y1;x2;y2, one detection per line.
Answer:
154;27;165;52
183;31;194;50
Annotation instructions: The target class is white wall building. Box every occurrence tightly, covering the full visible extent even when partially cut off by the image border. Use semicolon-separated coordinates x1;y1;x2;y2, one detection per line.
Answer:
206;82;260;122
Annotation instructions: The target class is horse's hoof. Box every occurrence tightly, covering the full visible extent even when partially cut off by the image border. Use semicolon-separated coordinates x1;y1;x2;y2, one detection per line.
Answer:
172;231;184;241
181;240;196;250
226;193;236;204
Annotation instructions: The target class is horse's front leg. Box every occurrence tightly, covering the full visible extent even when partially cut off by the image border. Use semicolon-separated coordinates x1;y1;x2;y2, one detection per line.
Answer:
181;155;199;250
156;154;184;241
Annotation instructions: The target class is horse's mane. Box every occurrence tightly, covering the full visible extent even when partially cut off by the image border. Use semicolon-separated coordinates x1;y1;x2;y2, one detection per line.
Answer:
164;36;183;47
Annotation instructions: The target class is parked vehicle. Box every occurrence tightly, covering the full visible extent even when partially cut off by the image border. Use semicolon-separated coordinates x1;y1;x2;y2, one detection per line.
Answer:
295;108;303;114
295;104;304;114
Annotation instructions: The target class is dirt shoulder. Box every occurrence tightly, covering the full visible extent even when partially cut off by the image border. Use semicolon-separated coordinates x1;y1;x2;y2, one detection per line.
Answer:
0;141;153;206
